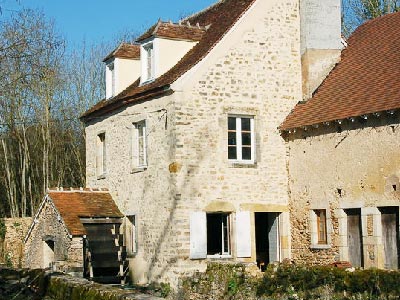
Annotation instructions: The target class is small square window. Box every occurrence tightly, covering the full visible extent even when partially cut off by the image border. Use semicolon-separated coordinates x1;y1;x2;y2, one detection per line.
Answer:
227;116;255;163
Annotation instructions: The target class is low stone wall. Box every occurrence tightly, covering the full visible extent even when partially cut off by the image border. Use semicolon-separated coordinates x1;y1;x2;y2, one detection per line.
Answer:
0;267;164;300
0;218;32;268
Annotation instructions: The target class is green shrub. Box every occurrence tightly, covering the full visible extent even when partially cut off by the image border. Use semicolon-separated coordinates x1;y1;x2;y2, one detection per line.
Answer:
257;264;400;299
160;282;171;297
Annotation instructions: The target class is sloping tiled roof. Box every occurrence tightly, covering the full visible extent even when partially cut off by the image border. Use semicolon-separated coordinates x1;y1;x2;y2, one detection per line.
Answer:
103;43;140;62
137;20;207;42
48;190;123;236
81;0;257;122
281;12;400;131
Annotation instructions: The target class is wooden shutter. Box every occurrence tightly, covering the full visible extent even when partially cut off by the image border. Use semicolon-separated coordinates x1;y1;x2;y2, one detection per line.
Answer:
236;211;251;258
190;212;207;259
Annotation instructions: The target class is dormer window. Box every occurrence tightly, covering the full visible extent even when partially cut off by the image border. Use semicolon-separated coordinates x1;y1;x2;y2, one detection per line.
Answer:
106;61;115;99
141;41;155;84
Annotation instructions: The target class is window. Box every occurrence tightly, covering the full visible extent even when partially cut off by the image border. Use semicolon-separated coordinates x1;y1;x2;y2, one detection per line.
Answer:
132;120;147;169
207;213;231;256
125;215;137;256
310;209;331;249
106;62;115;98
142;42;154;82
228;116;255;163
96;132;106;177
316;209;327;244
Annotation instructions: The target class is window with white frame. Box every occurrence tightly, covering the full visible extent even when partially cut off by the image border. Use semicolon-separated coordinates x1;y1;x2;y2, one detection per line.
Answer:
207;213;231;256
132;120;147;169
96;132;106;177
106;62;115;99
142;42;154;83
228;116;255;163
124;215;137;256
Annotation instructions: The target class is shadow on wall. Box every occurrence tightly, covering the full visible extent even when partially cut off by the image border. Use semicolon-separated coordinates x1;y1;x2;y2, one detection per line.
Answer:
143;124;210;283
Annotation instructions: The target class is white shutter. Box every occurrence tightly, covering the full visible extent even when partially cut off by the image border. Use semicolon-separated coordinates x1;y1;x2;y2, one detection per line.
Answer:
236;211;251;257
190;211;207;259
268;213;279;262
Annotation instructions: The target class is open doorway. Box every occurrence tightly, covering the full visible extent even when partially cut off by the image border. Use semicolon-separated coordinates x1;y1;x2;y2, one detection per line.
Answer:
255;212;280;271
43;239;55;269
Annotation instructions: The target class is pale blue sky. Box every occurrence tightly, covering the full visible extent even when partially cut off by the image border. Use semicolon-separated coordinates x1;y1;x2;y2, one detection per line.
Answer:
2;0;216;46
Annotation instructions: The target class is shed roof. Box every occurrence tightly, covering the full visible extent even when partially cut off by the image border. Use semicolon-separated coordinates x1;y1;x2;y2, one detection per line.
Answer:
48;189;123;236
280;12;400;131
81;0;257;122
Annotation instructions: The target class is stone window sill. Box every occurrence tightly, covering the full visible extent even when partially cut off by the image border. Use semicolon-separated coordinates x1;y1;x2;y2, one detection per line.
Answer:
310;244;331;250
97;174;106;180
228;161;257;168
126;253;137;259
207;255;233;259
131;166;147;174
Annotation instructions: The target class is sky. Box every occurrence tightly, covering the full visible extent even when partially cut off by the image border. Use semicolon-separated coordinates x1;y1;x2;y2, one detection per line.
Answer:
2;0;216;46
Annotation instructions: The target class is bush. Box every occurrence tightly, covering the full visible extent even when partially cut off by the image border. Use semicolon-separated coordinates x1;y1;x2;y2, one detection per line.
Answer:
257;264;400;299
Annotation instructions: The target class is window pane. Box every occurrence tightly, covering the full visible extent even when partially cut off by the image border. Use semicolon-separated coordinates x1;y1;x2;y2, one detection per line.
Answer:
207;214;223;255
228;117;236;130
242;132;251;145
316;210;327;244
228;132;237;145
138;124;144;137
242;147;251;160
228;146;237;159
222;215;229;254
241;118;251;131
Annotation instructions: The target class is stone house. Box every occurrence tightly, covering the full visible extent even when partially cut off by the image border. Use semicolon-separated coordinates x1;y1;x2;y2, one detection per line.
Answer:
280;12;400;270
24;188;125;283
80;0;342;286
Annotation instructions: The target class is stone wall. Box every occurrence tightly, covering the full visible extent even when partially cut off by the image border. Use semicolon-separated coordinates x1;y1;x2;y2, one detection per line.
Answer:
0;267;164;300
85;0;303;287
170;0;301;279
287;115;400;268
24;199;83;274
0;217;32;268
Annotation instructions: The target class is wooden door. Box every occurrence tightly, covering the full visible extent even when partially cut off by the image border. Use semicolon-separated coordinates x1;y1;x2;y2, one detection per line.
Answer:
380;207;399;269
346;209;363;267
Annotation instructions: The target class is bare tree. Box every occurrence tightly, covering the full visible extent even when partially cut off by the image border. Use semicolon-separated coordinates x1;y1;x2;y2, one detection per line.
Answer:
342;0;400;35
0;9;64;216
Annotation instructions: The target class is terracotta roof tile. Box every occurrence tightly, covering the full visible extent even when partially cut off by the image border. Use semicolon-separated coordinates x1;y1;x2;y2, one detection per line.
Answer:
137;20;207;42
103;43;140;62
281;12;400;130
81;0;257;122
48;191;123;236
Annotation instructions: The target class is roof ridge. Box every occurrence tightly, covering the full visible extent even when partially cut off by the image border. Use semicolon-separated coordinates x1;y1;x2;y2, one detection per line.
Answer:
182;0;224;23
161;20;208;30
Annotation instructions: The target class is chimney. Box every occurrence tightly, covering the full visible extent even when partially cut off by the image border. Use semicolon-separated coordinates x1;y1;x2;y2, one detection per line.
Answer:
300;0;342;100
